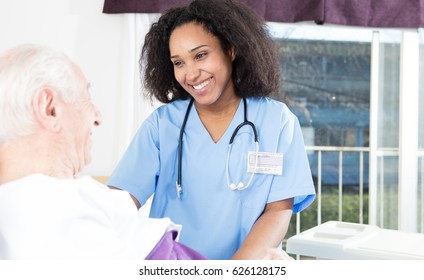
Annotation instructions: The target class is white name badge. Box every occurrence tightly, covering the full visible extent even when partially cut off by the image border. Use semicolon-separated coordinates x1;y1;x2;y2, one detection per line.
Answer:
247;151;283;175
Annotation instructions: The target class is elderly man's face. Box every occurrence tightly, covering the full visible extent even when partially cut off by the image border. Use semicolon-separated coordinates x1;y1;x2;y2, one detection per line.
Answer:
60;64;102;174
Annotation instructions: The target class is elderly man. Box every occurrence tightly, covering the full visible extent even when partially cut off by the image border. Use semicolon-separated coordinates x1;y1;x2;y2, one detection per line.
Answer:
0;44;205;260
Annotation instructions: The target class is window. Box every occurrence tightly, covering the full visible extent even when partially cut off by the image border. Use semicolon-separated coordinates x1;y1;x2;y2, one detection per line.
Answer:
268;23;424;236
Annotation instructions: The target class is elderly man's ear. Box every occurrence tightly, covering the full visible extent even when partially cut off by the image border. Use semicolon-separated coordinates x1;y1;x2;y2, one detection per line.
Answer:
32;88;61;132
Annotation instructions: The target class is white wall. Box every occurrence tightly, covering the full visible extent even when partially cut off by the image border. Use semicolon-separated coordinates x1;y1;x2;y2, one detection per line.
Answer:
0;0;133;176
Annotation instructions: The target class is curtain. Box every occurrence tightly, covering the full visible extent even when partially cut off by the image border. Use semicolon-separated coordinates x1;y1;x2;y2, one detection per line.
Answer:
103;0;424;28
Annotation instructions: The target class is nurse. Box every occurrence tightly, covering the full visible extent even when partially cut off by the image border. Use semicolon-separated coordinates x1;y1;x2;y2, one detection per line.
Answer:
108;0;316;260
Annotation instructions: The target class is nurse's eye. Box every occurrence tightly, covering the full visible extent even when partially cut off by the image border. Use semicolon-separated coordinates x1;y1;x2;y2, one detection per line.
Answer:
195;52;207;60
172;60;183;67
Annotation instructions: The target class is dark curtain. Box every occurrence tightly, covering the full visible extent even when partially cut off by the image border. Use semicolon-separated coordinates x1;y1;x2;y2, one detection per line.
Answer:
103;0;424;28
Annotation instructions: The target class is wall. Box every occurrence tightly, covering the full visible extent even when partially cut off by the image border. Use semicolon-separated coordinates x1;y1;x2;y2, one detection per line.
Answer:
0;0;131;176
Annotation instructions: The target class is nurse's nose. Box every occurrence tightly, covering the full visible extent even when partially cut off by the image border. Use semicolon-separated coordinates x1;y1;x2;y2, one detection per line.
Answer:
185;62;201;82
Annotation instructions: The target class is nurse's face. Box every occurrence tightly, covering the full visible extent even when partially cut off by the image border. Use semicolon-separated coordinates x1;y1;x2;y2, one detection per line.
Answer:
169;22;236;107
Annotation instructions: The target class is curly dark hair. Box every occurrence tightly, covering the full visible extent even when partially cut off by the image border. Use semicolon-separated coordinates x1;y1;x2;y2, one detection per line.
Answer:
141;0;281;103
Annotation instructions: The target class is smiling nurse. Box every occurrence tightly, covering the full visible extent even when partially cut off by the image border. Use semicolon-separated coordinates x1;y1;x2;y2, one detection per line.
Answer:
108;0;316;260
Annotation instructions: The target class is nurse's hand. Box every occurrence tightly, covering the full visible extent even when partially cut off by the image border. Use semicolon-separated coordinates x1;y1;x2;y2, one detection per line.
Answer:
260;248;294;260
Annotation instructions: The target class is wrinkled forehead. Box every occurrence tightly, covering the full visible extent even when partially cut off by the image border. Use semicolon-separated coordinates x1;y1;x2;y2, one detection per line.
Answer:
71;61;91;95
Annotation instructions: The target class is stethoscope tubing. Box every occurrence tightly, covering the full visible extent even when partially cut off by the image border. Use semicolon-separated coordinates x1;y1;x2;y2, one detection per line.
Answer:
176;98;194;198
176;97;259;198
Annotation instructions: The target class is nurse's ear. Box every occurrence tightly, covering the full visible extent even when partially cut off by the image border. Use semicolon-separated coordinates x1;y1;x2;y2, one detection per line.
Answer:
228;46;236;62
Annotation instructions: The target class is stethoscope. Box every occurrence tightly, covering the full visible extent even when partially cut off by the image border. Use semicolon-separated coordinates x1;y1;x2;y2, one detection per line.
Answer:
176;97;259;198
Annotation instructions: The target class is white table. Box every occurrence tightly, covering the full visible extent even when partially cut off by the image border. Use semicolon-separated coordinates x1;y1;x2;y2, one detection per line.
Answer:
286;221;424;259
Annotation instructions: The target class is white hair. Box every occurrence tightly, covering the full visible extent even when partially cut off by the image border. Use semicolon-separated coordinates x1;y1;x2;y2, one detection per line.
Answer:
0;44;83;142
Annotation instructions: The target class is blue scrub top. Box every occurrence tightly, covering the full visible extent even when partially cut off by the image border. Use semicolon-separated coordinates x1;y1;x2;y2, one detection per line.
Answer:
108;97;315;259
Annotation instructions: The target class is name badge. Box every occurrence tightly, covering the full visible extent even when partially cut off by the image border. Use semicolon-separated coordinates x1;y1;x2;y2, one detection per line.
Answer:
247;151;283;175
